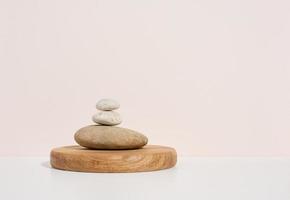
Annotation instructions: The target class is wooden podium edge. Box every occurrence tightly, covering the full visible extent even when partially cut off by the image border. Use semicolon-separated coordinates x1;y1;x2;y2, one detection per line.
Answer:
50;145;177;173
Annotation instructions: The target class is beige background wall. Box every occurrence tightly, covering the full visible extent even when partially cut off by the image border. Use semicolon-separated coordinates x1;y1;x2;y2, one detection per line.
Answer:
0;0;290;156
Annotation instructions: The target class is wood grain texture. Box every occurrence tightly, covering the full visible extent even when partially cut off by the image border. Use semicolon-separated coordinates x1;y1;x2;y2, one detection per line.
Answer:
50;145;177;173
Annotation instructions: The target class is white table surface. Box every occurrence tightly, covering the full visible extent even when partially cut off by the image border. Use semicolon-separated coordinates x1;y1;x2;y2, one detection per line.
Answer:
0;157;290;200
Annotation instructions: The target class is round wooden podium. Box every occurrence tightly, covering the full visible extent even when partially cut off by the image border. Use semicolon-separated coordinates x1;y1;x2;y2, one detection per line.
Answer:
50;145;177;173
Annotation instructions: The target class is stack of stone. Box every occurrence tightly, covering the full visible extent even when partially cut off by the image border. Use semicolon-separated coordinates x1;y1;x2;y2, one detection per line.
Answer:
92;99;122;126
74;99;148;150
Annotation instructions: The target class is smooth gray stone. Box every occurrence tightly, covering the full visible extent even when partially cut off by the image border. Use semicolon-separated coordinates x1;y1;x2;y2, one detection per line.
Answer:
96;99;120;111
92;111;122;126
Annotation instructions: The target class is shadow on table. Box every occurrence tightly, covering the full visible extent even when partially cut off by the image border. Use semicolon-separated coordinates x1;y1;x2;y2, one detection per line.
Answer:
41;161;51;169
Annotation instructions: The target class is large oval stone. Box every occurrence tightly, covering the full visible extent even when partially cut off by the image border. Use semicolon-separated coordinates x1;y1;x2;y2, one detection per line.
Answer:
74;125;148;150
